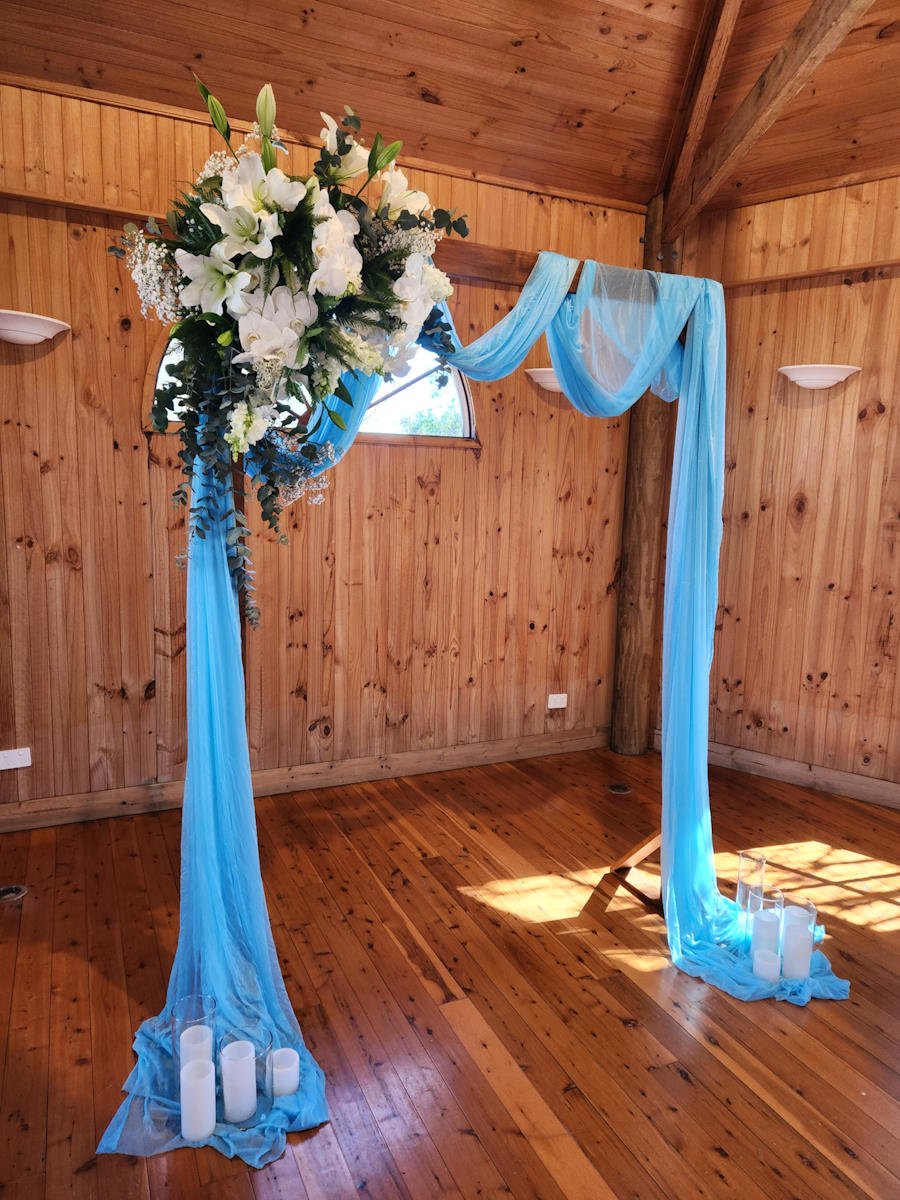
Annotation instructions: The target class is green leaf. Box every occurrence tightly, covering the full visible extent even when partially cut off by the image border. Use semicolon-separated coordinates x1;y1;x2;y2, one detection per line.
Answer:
107;245;125;257
323;404;347;431
146;215;162;236
433;208;451;229
451;216;469;237
123;222;139;236
216;329;233;347
334;379;353;407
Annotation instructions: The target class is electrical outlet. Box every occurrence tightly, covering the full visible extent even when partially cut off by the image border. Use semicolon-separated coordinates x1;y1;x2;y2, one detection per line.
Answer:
547;693;568;709
0;747;31;770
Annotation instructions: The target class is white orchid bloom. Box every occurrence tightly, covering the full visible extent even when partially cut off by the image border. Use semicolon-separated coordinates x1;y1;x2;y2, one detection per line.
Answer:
389;252;451;354
233;286;318;366
221;153;306;214
319;112;370;180
174;244;254;315
199;202;280;259
309;209;363;297
378;164;431;220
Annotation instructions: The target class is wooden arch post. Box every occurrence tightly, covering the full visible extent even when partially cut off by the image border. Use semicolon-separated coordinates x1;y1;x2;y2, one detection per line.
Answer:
610;193;675;757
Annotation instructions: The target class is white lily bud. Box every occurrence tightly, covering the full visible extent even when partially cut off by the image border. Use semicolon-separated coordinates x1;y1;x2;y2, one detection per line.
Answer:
256;83;276;137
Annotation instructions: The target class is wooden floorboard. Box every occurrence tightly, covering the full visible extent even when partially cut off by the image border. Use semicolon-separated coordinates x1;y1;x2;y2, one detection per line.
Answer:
0;748;898;1199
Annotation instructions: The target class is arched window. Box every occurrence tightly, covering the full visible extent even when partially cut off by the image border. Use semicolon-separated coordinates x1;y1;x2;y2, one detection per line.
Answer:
360;344;474;439
151;338;475;440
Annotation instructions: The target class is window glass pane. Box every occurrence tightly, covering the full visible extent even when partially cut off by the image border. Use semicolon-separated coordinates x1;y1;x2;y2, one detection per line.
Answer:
361;345;472;438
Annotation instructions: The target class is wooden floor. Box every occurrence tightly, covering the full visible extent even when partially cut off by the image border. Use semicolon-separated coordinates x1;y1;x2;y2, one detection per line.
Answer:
1;749;898;1200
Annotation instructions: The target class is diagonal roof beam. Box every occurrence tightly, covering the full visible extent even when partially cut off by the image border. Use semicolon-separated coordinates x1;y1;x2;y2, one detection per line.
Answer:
658;0;744;203
664;0;879;242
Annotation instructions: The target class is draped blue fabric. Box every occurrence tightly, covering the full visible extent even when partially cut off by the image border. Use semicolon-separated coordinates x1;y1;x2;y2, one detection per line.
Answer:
449;251;849;1005
102;251;847;1173
97;373;380;1169
449;251;578;378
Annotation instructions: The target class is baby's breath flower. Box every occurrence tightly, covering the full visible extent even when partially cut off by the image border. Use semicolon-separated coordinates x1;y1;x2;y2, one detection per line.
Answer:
276;440;336;506
126;232;181;322
377;226;441;258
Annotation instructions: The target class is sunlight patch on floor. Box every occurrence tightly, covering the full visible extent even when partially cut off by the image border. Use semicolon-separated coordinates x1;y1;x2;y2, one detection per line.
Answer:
458;865;663;924
459;873;603;922
715;841;900;932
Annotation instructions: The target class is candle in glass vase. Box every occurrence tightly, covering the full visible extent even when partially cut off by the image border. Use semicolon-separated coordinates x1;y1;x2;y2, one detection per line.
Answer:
180;1058;216;1142
221;1038;257;1123
750;889;784;959
781;902;815;980
736;851;766;939
752;949;780;983
180;1023;213;1064
272;1047;301;1097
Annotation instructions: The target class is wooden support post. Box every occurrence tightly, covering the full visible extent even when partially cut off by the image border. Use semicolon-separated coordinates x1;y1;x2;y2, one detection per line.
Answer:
610;194;676;755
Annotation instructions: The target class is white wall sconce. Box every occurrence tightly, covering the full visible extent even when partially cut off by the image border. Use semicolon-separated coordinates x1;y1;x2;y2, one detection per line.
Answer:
0;310;71;345
525;367;563;393
777;364;861;390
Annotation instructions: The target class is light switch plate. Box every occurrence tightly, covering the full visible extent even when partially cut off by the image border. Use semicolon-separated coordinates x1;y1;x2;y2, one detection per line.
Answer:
0;747;31;770
547;693;568;709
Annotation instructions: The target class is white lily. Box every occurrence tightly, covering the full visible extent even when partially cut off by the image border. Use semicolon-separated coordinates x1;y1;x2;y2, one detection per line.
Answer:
199;202;280;259
378;164;430;220
319;113;370;180
221;153;306;214
174;244;254;316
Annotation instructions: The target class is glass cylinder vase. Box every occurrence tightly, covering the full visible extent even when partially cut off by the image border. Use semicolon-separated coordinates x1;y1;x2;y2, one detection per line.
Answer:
781;900;816;980
219;1025;273;1126
172;994;217;1075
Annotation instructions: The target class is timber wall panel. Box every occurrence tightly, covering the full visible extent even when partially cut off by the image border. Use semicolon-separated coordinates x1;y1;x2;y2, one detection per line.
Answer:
0;81;642;826
683;185;899;785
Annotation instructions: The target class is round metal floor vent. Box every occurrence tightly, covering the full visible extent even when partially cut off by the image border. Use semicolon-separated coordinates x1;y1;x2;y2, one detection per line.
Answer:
607;783;632;795
0;885;28;902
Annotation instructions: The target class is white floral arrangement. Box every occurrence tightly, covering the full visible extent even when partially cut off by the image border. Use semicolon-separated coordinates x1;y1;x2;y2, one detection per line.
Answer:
112;80;466;621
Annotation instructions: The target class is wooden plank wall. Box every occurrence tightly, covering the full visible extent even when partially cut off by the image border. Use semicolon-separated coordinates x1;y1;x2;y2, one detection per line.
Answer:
0;81;644;828
681;179;900;790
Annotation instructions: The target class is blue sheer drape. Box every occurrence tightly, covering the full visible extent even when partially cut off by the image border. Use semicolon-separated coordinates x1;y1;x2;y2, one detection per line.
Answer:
449;251;848;1005
98;369;379;1168
103;248;847;1170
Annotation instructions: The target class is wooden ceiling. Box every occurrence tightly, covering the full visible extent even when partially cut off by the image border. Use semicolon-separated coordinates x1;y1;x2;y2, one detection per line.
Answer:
1;0;898;211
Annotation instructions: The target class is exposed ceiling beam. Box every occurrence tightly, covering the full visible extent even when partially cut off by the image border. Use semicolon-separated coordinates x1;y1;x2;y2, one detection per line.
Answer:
664;0;879;242
658;0;744;201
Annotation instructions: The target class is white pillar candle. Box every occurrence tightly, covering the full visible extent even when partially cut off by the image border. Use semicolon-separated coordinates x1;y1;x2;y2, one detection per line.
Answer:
180;1058;216;1142
782;919;813;980
750;909;780;958
221;1038;257;1123
752;949;780;983
180;1023;213;1064
271;1047;300;1097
